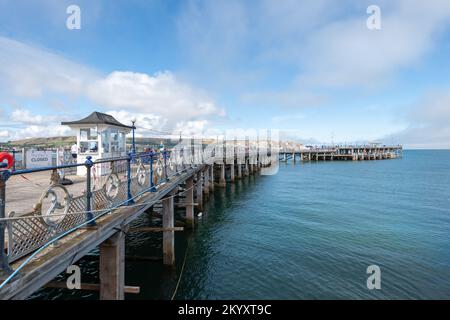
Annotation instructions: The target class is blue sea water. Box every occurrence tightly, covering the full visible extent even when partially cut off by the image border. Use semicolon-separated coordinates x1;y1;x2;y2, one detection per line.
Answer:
34;150;450;300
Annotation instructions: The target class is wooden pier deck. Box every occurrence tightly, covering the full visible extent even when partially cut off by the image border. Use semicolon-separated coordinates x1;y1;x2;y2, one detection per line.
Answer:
0;149;267;300
280;145;403;162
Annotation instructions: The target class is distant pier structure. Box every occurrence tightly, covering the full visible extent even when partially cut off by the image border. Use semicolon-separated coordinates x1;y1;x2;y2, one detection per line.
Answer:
280;145;403;162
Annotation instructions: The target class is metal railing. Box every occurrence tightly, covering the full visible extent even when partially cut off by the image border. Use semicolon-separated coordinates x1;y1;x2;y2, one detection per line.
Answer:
0;149;196;270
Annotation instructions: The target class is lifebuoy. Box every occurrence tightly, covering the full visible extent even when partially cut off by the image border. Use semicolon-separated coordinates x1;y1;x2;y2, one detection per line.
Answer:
0;152;14;170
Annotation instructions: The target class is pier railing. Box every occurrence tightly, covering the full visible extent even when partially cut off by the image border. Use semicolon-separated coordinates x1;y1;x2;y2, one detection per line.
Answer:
0;149;197;270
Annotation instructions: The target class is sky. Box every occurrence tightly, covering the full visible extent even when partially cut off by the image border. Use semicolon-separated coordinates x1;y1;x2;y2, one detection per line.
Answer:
1;0;450;148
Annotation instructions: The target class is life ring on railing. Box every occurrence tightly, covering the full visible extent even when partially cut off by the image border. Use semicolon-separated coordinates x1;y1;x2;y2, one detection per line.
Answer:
0;152;14;170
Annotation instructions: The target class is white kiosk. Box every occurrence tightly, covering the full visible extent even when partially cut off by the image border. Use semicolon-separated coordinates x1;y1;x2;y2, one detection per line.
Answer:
62;112;132;176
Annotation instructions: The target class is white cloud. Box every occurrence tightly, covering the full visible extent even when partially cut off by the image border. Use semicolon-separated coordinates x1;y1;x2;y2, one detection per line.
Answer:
10;109;61;125
0;130;9;138
0;37;98;98
0;37;225;141
88;71;224;123
177;0;450;102
173;120;209;136
10;125;71;141
297;1;450;88
385;90;450;148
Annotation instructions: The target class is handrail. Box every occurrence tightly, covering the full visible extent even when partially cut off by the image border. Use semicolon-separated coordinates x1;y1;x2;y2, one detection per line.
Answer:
0;149;181;272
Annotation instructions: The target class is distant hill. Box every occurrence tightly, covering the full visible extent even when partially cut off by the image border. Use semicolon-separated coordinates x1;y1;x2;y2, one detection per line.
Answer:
0;136;76;149
0;136;216;150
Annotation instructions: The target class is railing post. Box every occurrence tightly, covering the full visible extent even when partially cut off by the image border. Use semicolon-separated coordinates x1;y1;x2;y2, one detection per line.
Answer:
85;156;96;227
163;150;169;181
126;153;135;205
0;166;12;273
149;151;156;192
11;149;16;172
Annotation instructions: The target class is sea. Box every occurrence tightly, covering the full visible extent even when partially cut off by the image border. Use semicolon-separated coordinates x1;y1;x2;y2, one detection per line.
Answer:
32;150;450;300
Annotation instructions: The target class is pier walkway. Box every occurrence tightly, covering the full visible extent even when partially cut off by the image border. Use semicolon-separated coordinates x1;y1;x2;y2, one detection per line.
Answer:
0;146;267;299
280;145;403;162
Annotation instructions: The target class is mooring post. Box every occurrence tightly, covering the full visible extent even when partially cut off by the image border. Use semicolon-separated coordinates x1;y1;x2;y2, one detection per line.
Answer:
0;167;11;273
196;171;204;211
162;194;175;265
244;158;249;176
100;231;125;300
185;177;194;229
126;153;135;206
237;162;242;179
85;156;96;226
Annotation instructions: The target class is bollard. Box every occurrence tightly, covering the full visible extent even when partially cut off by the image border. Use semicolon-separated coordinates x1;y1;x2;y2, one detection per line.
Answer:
84;156;96;226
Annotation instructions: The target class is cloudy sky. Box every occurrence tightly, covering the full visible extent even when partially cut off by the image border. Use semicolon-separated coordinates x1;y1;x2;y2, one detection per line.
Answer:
1;0;450;148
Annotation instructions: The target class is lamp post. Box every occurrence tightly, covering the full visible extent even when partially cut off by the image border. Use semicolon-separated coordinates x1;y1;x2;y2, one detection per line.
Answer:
131;118;136;155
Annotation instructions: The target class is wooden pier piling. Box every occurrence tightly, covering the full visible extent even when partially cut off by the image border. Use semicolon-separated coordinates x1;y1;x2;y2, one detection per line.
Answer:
219;163;226;187
185;177;194;229
162;194;175;266
196;171;204;210
99;231;125;300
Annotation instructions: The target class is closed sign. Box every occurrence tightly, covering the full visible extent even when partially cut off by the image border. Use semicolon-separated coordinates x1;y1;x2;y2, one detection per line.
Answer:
26;150;53;169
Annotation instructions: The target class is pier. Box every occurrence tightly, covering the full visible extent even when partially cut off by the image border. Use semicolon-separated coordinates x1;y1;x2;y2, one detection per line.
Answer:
0;143;267;300
279;145;403;162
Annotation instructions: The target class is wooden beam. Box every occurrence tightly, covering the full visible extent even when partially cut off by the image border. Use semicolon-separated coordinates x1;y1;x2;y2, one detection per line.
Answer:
175;202;198;207
129;227;184;232
45;282;140;294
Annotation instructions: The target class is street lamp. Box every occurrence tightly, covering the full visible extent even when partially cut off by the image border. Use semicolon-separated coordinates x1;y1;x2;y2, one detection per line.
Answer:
131;118;136;155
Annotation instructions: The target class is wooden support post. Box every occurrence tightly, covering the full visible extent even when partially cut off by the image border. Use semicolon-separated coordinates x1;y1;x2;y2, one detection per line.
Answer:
237;163;242;178
100;231;125;300
210;165;214;191
145;206;153;220
245;159;249;176
196;171;204;210
293;153;296;164
162;195;175;266
230;163;235;182
203;169;210;197
185;177;194;229
219;163;226;187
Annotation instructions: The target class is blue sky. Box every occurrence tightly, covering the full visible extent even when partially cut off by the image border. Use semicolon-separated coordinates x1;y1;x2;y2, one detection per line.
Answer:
1;0;450;148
